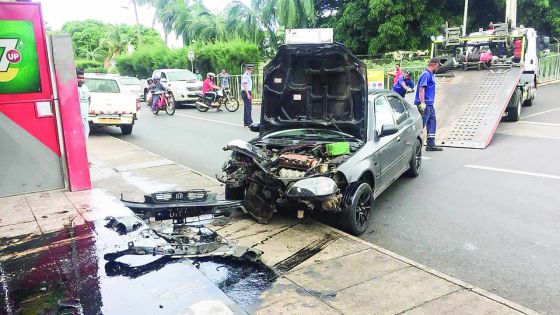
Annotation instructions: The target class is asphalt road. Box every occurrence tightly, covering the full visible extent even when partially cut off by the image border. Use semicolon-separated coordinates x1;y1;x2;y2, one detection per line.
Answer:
97;84;560;314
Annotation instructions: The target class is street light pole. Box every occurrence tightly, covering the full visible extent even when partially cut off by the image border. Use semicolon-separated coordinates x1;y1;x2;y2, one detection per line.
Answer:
462;0;469;36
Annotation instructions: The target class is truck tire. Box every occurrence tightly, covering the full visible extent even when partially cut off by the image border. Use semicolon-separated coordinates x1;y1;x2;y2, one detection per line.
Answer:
340;182;373;236
435;55;454;74
523;98;533;107
405;138;422;177
505;88;522;122
225;184;244;200
120;124;133;135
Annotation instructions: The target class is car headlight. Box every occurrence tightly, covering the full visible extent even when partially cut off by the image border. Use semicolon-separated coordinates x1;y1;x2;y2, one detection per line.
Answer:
287;177;338;199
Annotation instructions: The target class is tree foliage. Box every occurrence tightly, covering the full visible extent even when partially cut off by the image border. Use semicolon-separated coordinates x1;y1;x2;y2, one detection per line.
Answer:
115;39;261;78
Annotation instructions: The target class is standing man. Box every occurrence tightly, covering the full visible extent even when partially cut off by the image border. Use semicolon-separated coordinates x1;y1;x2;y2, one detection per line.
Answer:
415;58;442;151
218;69;230;89
76;68;90;142
194;68;202;81
241;65;254;126
389;63;403;86
392;71;414;98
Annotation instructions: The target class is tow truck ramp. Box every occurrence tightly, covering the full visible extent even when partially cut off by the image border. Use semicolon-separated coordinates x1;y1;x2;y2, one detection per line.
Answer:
433;67;522;149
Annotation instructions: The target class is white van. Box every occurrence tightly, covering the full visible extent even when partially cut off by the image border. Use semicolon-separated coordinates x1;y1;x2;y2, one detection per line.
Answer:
85;74;139;134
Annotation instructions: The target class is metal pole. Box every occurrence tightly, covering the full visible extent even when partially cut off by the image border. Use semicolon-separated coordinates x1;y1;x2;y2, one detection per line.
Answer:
462;0;469;36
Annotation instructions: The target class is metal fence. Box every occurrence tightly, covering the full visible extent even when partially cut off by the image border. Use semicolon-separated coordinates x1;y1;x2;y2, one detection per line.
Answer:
539;53;560;84
216;74;264;103
218;55;559;103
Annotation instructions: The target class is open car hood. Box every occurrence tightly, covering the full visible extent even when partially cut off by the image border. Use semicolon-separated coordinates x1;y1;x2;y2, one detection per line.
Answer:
260;42;368;141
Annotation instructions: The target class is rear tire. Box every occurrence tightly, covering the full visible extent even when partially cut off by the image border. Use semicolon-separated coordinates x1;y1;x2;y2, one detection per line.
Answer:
196;98;209;112
120;124;133;135
340;182;373;236
405;138;422;177
505;88;521;122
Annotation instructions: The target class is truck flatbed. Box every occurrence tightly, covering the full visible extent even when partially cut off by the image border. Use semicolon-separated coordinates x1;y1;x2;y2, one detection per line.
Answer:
432;67;522;149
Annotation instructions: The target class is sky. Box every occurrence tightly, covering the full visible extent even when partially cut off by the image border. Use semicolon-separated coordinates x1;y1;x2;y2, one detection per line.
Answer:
37;0;250;47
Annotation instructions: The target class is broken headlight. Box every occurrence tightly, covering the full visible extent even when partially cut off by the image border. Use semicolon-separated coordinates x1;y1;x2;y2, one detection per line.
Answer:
286;177;338;199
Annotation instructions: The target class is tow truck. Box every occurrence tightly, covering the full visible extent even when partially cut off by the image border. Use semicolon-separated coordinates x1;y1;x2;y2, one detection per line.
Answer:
428;1;541;149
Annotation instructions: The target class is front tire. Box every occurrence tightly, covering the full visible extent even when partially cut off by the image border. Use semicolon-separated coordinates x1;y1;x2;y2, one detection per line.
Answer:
340;182;373;236
120;124;133;135
224;98;240;112
405;138;422;177
166;96;176;115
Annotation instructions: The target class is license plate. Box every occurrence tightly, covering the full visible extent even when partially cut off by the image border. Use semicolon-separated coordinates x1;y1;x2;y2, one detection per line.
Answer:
98;117;121;124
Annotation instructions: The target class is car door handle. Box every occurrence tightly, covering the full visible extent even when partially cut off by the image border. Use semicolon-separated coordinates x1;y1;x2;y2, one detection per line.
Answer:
397;136;401;142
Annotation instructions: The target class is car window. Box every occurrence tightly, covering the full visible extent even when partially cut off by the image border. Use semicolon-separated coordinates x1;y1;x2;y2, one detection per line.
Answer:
167;71;197;81
387;96;409;125
85;78;120;93
374;96;395;135
160;72;167;80
118;77;140;85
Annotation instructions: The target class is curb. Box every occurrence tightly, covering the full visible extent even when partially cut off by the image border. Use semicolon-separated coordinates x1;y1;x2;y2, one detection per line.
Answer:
316;222;540;315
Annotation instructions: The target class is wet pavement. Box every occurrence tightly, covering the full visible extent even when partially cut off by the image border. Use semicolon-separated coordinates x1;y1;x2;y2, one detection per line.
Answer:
0;134;542;314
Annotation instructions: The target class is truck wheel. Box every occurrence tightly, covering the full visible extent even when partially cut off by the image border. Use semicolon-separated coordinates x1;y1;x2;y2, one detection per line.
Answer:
405;138;422;177
435;55;454;74
340;182;373;236
225;184;244;200
506;89;521;122
120;124;133;135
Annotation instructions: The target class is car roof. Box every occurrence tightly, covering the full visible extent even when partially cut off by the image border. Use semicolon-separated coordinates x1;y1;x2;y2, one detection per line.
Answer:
84;73;118;80
155;69;191;72
368;89;394;97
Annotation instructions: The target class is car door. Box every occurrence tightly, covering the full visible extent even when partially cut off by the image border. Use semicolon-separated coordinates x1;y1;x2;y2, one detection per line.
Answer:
373;96;401;192
386;95;413;172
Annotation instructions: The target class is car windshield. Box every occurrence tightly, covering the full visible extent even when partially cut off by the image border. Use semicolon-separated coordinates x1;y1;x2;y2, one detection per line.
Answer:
262;129;355;141
167;71;197;81
85;78;120;93
118;77;140;85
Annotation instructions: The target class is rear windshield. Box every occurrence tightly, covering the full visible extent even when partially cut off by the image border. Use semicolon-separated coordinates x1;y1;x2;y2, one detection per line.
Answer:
118;77;140;85
167;71;197;81
85;78;120;93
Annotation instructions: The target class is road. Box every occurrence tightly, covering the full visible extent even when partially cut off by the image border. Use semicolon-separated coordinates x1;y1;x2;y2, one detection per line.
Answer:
95;84;560;314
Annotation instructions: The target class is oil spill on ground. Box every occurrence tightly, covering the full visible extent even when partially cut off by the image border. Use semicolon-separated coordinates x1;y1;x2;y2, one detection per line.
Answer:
192;257;278;310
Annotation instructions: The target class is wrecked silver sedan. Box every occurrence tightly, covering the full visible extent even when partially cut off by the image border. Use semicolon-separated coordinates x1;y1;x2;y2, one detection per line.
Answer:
220;43;423;235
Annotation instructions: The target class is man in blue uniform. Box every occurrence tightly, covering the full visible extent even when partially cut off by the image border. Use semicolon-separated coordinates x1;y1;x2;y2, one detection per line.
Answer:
392;71;414;97
415;58;442;151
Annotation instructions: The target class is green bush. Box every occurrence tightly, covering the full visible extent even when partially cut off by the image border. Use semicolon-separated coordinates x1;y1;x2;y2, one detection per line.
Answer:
76;59;104;70
84;67;107;74
116;40;261;78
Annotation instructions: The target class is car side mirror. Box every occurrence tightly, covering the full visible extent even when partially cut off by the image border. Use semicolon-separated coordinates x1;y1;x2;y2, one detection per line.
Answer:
249;122;261;133
379;124;398;137
160;78;167;83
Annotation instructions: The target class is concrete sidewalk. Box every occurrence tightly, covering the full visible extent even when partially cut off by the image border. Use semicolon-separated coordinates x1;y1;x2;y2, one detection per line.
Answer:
1;134;540;314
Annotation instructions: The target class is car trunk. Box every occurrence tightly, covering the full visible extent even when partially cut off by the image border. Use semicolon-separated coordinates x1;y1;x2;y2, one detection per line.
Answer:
260;42;368;141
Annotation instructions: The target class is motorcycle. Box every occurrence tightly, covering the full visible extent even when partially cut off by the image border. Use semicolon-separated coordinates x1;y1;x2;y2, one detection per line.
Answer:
151;90;175;115
195;88;240;112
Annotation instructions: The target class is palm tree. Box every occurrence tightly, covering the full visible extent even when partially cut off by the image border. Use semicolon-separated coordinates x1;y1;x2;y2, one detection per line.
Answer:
274;0;316;29
100;26;131;70
225;0;264;44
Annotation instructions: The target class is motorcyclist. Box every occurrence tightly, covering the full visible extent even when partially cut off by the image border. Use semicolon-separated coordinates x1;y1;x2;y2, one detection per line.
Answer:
202;72;222;110
149;75;167;114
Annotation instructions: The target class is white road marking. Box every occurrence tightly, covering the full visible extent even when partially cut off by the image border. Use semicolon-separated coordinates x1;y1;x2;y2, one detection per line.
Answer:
175;113;245;127
422;156;432;160
465;165;560;180
517;121;560;127
521;107;560;119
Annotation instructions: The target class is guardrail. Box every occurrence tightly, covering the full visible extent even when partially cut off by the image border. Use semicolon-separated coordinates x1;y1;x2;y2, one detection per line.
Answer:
216;74;263;103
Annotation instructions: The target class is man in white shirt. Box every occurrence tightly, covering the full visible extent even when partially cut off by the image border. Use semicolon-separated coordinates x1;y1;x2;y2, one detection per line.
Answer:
241;65;254;126
76;68;90;142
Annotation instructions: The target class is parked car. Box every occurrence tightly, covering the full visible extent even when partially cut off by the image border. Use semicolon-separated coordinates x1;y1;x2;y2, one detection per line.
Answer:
117;76;142;97
220;43;423;235
141;69;202;105
85;73;139;135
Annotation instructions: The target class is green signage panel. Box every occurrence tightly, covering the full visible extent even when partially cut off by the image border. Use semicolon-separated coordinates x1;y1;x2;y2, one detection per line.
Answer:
0;20;42;94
